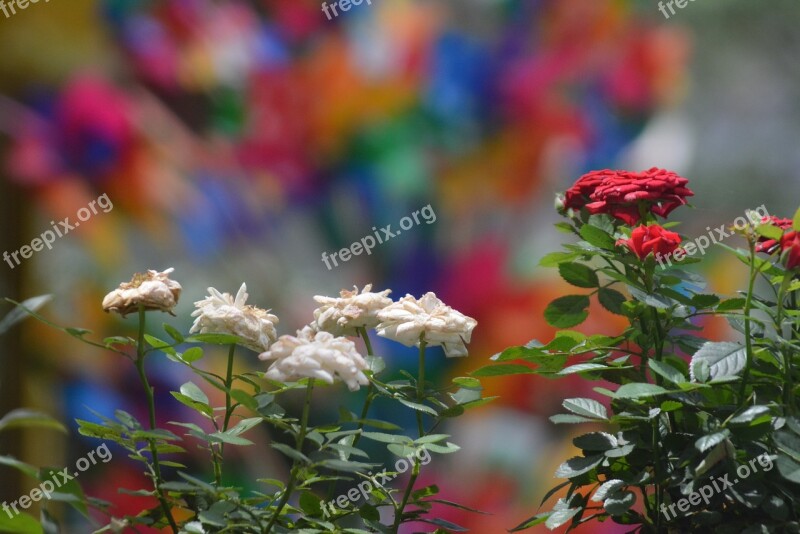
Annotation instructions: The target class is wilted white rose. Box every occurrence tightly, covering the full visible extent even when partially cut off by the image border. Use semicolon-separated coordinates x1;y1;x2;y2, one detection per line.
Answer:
259;326;369;391
313;284;393;336
376;292;477;357
190;283;279;353
102;268;182;317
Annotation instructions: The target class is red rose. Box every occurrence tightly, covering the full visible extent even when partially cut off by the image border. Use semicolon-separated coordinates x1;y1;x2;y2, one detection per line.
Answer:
755;216;793;254
780;230;800;270
563;168;694;225
619;224;682;261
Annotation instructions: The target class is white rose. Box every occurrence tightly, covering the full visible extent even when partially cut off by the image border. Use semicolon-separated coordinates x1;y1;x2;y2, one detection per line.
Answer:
190;283;279;353
102;268;182;317
376;292;477;357
259;326;369;391
313;284;392;336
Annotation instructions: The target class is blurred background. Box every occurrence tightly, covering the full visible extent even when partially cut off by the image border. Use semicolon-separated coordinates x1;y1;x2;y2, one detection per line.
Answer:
0;0;798;531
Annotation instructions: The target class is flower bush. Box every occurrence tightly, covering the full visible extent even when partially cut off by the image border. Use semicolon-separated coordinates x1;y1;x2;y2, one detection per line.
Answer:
5;279;489;533
479;168;800;532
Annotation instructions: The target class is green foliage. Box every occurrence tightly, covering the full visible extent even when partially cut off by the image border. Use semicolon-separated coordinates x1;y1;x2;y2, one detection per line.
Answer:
4;295;489;533
478;204;800;532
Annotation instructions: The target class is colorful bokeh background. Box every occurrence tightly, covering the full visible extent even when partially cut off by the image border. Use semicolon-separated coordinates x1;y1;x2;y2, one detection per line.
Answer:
0;0;799;531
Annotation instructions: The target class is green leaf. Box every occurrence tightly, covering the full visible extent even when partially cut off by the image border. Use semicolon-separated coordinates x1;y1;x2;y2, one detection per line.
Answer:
0;455;39;478
40;466;88;516
777;453;800;483
355;418;402;431
208;432;254;446
103;336;134;348
648;360;686;385
730;406;771;425
143;334;176;354
471;364;535;377
605;444;635;458
604;490;636;516
230;389;258;411
0;410;66;434
185;333;241;345
361;432;413;445
545;499;580;530
775;431;800;463
0;295;52;336
544;295;590;328
691;294;721;308
794;206;800;232
555;455;603;478
550;414;597;424
562;398;608;420
452;377;481;389
226;417;262;436
396;398;438;416
558;263;599;288
539;251;580;268
588;214;617;233
420;442;461;455
717;298;746;311
598;287;626;315
557;363;609;375
415;434;450;445
180;382;209;405
690;342;747;380
614;383;668;399
163;324;184;343
0;511;43;534
755;222;784;240
580;224;616;249
271;443;310;463
660;400;683;412
573;432;618;451
386;442;417;459
181;347;204;363
170;393;213;418
591;479;625;502
628;286;673;309
696;430;730;452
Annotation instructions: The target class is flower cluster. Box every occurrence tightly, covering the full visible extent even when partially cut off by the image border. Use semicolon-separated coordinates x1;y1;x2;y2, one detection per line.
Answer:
563;167;694;225
102;272;477;391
